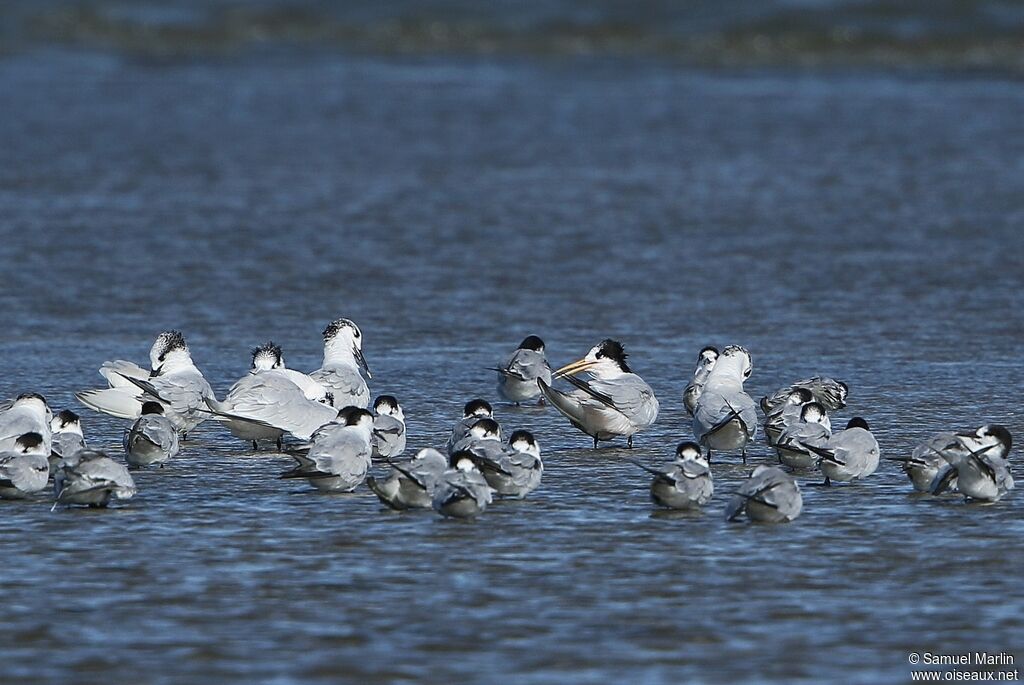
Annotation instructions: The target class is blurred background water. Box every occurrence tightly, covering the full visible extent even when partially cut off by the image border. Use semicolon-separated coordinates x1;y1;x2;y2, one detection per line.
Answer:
0;1;1023;684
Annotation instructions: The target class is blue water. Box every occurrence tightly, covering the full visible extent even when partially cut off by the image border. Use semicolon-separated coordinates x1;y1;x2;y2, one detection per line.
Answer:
0;45;1022;684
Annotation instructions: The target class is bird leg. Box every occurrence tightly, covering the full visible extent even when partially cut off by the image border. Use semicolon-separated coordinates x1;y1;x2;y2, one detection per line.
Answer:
741;449;747;464
627;436;634;449
276;437;284;451
808;477;832;487
593;436;599;449
252;440;258;451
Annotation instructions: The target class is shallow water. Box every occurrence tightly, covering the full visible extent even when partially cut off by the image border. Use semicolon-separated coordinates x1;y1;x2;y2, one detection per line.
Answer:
0;50;1023;683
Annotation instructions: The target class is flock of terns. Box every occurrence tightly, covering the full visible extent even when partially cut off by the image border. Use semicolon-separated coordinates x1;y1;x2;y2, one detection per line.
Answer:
0;318;1014;521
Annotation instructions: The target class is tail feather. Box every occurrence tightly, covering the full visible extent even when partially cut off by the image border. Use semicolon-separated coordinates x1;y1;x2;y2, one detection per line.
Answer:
76;389;142;420
538;379;586;426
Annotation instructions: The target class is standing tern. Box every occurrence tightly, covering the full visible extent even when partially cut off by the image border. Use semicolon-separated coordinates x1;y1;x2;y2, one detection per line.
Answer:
0;433;50;499
726;466;803;523
775;402;831;470
692;345;757;461
280;407;374;492
76;330;214;434
124;401;180;468
491;335;552;405
683;346;718;418
539;339;659;448
367;448;448;510
52;449;137;508
630;441;713;510
371;395;407;461
804;417;879;486
432;452;494;519
309;319;371;409
445;399;493;455
204;342;339;448
467;429;543;499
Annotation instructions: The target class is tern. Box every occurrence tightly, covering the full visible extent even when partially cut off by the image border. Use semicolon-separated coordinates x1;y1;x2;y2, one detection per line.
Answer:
539;339;659;448
887;432;963;493
0;433;50;499
775;402;831;470
445;399;494;455
204;342;339;448
763;387;827;446
803;417;879;486
279;407;374;492
371;395;407;461
629;441;713;510
367;448;448;510
52;450;137;508
726;466;803;523
467;429;543;499
310;319;371;409
0;393;52;454
432;452;494;519
124;401;180;468
76;330;214;435
931;425;1013;503
683;346;718;418
491;335;552;405
450;417;502;458
692;345;757;461
761;376;848;414
50;410;87;472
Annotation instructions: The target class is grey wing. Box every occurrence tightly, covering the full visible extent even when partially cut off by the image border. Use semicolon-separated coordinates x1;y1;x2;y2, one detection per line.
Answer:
505;350;551;383
505;452;542;488
373;415;405;442
100;360;150;388
225;376;336;438
52;433;86;458
311;365;369;408
314;433;371;479
140;416;179;453
0;455;49;492
154;371;213;415
695;390;757;438
587;375;660;426
79;457;136;491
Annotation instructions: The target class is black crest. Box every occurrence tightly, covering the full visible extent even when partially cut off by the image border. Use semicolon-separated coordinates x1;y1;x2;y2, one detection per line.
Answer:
471;418;501;435
596;339;631;373
518;336;545;352
141;401;164;415
323;318;360;341
675;441;702;458
16;392;47;404
156;330;188;360
463;399;492;417
509;429;535;445
846;417;870;431
984;424;1012;452
251;341;283;363
15;432;43;449
374;395;399;412
56;409;80;426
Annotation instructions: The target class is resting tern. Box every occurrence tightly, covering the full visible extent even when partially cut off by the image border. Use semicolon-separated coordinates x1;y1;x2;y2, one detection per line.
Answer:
763;387;828;446
124;401;180;468
432;452;494;519
50;410;86;471
491;335;552;405
52;449;137;508
539;339;659;448
0;393;52;454
76;331;214;434
467;430;543;499
761;376;849;414
445;399;493;455
630;441;713;510
931;425;1013;503
367;448;448;510
692;345;757;461
280;407;374;492
887;432;962;493
804;417;879;486
371;395;406;461
775;402;831;470
726;465;803;523
450;417;502;458
0;433;50;499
